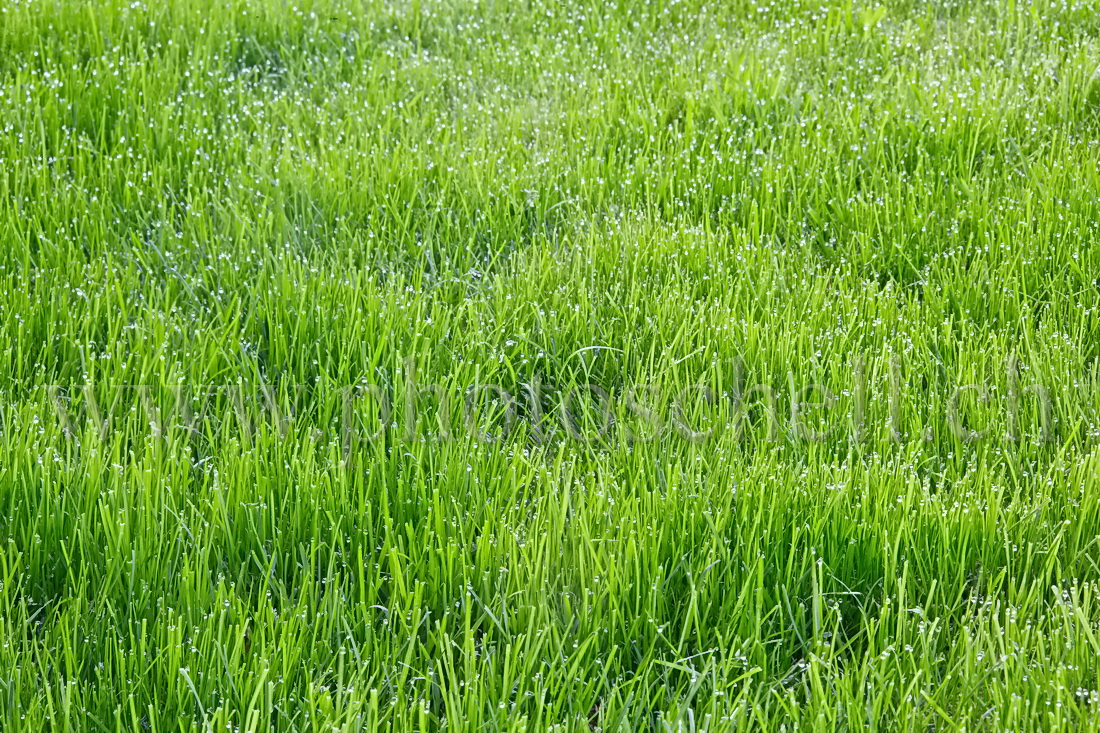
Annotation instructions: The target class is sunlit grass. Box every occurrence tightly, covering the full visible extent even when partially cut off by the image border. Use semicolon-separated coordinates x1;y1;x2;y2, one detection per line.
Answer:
3;0;1100;729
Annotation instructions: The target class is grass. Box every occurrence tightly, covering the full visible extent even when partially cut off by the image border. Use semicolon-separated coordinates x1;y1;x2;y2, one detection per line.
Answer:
2;0;1100;729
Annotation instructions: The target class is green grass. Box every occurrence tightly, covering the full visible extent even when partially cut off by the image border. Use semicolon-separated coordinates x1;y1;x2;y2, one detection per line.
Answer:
3;0;1100;729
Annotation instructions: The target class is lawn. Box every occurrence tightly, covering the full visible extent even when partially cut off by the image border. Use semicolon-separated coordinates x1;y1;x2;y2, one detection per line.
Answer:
3;0;1100;729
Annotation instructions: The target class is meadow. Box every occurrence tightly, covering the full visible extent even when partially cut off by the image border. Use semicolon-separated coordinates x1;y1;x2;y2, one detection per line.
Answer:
2;0;1100;729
